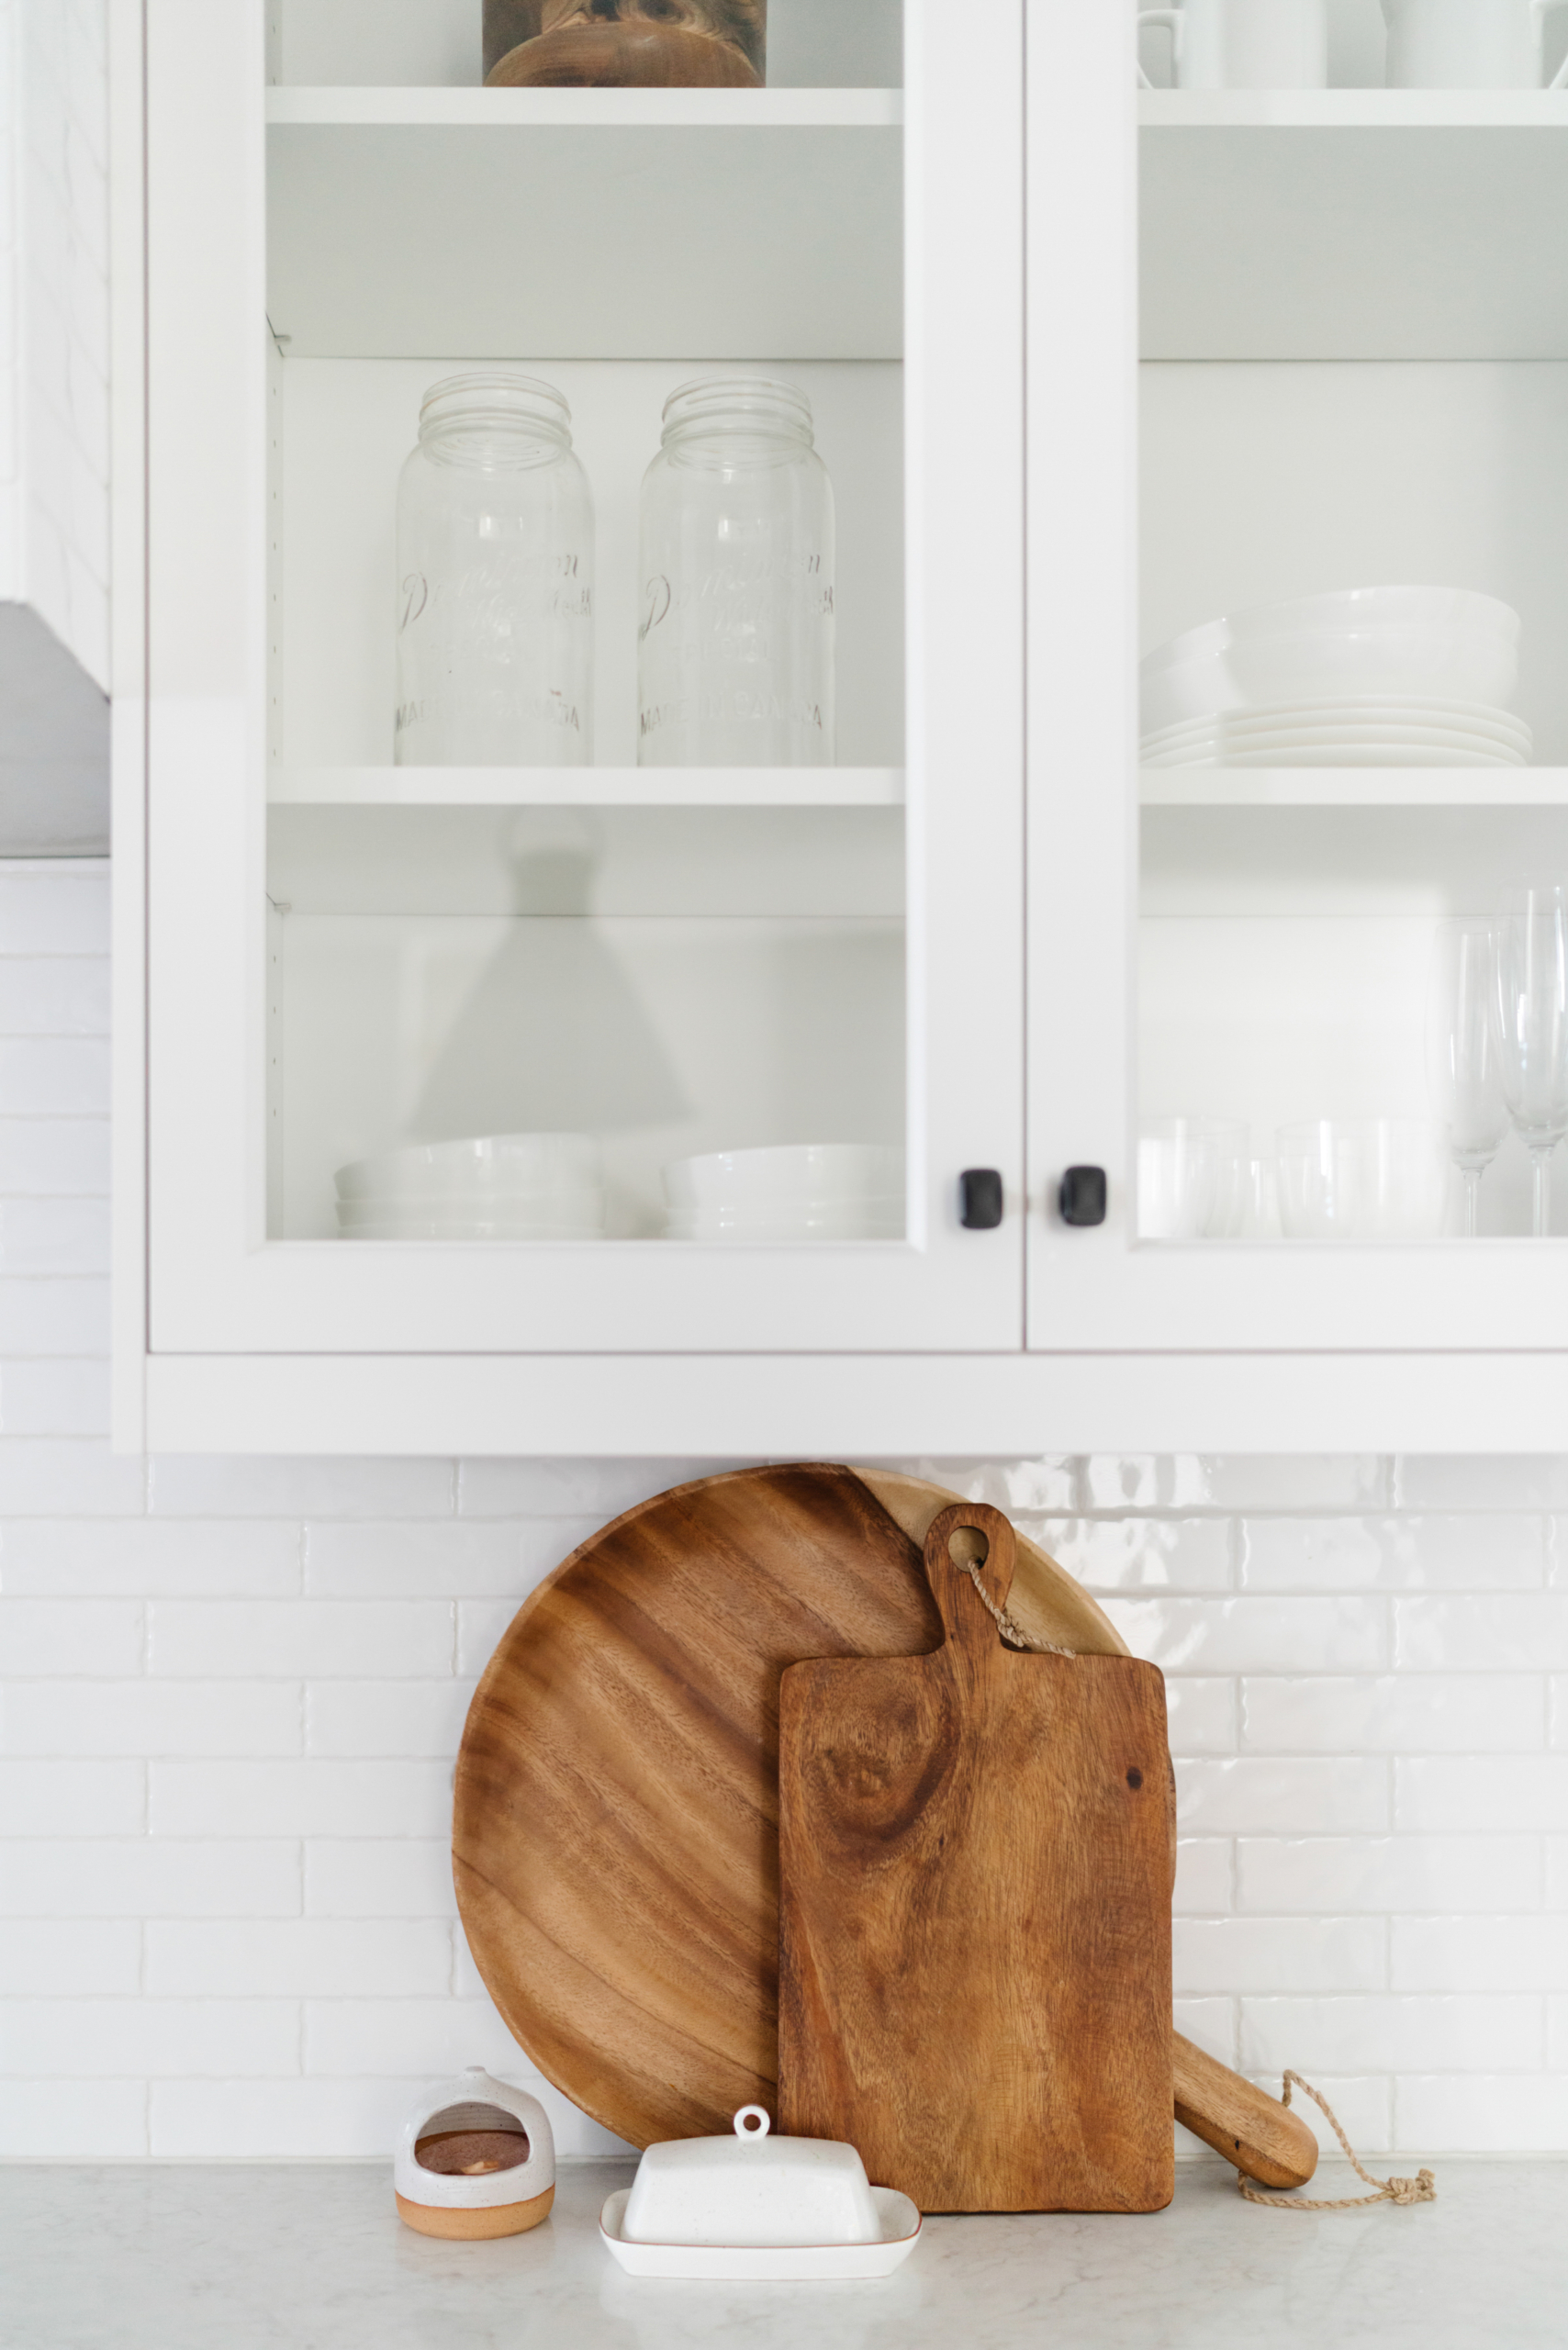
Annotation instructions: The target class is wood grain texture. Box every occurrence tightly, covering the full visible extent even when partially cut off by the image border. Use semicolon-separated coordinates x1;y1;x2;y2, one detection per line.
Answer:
778;1505;1174;2213
453;1461;1305;2189
454;1465;1126;2153
485;0;765;86
1173;2034;1320;2190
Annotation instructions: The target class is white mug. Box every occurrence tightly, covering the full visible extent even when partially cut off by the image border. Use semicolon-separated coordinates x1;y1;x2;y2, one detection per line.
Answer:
1137;0;1327;88
1383;0;1568;87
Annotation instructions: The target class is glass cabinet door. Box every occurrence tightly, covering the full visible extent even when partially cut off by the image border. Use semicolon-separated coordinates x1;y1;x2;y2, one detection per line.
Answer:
1028;0;1568;1353
144;0;1024;1355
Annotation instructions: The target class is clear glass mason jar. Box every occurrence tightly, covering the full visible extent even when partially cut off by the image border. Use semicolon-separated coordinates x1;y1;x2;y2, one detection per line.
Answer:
395;372;594;766
637;376;834;767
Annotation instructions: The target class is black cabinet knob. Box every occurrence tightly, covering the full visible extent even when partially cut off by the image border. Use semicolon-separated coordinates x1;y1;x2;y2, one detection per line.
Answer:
959;1169;1004;1230
1058;1166;1107;1227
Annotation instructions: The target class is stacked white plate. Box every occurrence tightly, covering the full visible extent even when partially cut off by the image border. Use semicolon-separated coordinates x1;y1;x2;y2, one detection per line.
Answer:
1140;588;1529;768
1143;698;1532;769
334;1133;604;1241
663;1145;904;1243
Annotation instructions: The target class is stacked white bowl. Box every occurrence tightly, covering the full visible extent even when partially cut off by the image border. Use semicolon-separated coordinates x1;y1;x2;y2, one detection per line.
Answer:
334;1133;605;1240
662;1145;904;1243
1141;588;1529;768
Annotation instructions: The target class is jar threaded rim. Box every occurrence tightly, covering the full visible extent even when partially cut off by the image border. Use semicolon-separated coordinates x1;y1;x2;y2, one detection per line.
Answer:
419;371;573;448
660;375;814;449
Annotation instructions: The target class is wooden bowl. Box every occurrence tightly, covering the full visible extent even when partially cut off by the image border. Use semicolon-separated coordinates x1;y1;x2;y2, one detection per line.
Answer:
486;2;766;89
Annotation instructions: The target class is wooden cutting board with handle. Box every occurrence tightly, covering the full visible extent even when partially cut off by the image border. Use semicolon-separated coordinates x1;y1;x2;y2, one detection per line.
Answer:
454;1463;1316;2193
778;1502;1174;2213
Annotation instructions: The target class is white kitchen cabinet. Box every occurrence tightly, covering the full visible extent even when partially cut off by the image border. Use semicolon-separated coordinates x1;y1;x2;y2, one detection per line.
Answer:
112;0;1568;1454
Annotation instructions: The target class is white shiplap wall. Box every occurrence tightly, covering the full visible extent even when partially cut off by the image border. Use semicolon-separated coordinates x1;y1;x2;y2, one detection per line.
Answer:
3;860;1567;2161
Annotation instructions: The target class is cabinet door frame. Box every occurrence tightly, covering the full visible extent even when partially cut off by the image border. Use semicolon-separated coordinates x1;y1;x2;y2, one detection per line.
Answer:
1025;0;1568;1357
133;0;1027;1360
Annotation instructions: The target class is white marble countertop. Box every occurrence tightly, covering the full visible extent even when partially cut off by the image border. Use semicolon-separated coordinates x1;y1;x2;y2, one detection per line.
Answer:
2;2154;1561;2349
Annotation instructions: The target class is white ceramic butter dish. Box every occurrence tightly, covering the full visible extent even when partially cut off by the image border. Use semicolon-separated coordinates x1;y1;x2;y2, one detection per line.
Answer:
599;2107;922;2281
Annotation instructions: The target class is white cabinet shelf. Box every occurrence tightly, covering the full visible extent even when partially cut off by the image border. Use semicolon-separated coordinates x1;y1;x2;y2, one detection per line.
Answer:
266;90;903;359
270;765;905;809
1140;767;1568;806
1140;92;1568;359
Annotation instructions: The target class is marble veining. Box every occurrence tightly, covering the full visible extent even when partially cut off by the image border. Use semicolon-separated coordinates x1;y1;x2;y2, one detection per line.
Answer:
0;2157;1562;2349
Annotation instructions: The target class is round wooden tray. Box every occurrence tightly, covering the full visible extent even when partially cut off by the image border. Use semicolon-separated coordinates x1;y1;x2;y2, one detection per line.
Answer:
454;1463;1126;2150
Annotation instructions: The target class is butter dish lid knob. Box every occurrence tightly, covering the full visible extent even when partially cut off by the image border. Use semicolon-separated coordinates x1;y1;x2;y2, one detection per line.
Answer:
734;2106;772;2140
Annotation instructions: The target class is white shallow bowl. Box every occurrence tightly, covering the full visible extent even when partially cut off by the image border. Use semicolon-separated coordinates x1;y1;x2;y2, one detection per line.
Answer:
1148;743;1526;770
1141;590;1522;734
335;1133;600;1205
664;1145;904;1216
337;1213;604;1241
599;2187;922;2281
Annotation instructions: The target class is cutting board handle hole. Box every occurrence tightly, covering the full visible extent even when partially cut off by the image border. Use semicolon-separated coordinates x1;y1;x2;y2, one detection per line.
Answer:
946;1526;990;1569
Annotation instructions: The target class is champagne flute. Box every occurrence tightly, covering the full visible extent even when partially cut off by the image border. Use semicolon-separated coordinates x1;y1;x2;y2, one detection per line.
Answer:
1427;921;1509;1237
1493;882;1568;1238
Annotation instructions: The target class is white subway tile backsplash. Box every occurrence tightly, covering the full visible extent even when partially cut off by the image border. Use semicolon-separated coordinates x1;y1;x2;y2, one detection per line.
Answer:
149;1761;454;1841
1172;1839;1233;1914
149;2073;628;2161
302;1997;520;2078
0;1839;301;1918
1;1999;299;2077
304;1519;585;1599
0;1757;142;1834
1103;1596;1386;1675
1164;1679;1238;1753
1030;1516;1233;1591
0;2078;147;2157
879;1456;1079;1514
1240;1995;1543;2075
1240;1515;1546;1592
1174;1917;1385;1995
146;1920;451;1998
0;1195;107;1272
305;1681;476;1761
1395;2074;1568;2152
455;1599;520;1678
0;1681;300;1758
1085;1457;1384;1514
1395;1757;1568;1833
1395;1595;1568;1673
1242;1675;1543;1754
303;1840;455;1919
0;1354;110;1432
0;1037;108;1113
0;1438;144;1514
0;1918;139;1994
1392;1918;1568;1993
1396;1458;1568;1511
0;1597;140;1676
1178;1758;1389;1834
147;1456;454;1520
457;1457;733;1519
0;957;107;1034
148;1602;453;1680
0;1273;109;1352
1171;1996;1237;2065
1238;1835;1543;1916
2;1519;297;1595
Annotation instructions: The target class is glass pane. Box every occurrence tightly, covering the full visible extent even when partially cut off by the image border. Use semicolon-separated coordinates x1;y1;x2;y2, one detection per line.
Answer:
1137;18;1568;1244
264;1;907;1246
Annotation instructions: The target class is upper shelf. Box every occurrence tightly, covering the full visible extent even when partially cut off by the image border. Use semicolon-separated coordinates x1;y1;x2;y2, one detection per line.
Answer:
1141;767;1568;806
270;765;905;809
1140;92;1568;361
266;90;903;361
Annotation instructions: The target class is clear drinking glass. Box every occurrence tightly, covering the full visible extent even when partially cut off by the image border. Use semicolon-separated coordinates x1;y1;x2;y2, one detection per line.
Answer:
1137;1118;1249;1238
395;372;595;766
637;376;835;767
1427;920;1509;1236
1276;1118;1447;1239
1493;882;1568;1237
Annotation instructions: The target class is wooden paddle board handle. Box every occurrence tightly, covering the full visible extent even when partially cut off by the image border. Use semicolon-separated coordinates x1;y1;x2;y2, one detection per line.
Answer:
1173;2032;1318;2189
